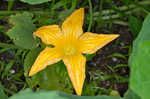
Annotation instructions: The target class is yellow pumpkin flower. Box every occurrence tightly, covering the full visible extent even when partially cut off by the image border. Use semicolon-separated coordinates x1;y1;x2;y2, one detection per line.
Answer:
29;8;119;95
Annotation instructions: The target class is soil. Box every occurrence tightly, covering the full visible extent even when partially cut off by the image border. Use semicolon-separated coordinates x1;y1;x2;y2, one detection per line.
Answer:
87;24;133;96
0;0;134;97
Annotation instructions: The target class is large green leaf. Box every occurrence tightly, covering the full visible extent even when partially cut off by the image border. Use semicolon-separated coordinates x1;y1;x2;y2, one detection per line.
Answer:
9;88;121;99
123;89;141;99
7;12;39;49
0;82;8;99
129;13;150;99
20;0;51;5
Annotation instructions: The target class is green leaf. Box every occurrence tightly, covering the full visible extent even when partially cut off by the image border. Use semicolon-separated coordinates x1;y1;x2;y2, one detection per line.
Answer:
130;41;150;99
85;53;96;61
51;0;67;10
9;88;121;99
24;47;42;77
128;15;142;37
7;12;39;49
1;60;15;79
129;13;150;99
20;0;51;5
107;53;127;60
0;82;8;99
123;89;141;99
0;43;17;49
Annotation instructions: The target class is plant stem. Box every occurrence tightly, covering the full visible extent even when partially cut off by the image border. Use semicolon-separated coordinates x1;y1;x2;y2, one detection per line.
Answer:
0;43;18;49
101;7;141;20
70;0;77;11
101;0;150;16
4;88;15;95
87;0;93;32
112;20;128;26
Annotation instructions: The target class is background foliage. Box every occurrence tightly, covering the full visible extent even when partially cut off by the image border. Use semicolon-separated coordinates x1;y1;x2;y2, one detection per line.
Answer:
0;0;150;99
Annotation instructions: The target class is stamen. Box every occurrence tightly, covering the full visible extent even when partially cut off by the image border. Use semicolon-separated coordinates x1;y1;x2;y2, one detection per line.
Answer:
64;46;76;55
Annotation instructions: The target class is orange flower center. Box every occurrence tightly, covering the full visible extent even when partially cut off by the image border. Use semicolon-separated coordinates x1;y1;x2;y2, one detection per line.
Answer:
64;46;76;56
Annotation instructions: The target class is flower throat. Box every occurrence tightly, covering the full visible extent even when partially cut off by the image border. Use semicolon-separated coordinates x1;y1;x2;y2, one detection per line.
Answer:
64;46;76;55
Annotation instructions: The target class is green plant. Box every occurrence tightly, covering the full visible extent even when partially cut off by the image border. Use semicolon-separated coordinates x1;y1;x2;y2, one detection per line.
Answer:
129;13;150;99
0;0;150;99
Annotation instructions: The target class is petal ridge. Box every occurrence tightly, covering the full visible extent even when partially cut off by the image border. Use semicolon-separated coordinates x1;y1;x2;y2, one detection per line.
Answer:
63;54;86;95
62;8;84;38
34;25;62;45
29;47;61;76
80;32;119;54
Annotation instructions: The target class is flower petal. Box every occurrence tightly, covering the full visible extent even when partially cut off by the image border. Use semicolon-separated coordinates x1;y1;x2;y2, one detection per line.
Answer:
29;47;61;76
62;8;84;38
80;32;119;54
63;54;86;95
34;25;62;45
